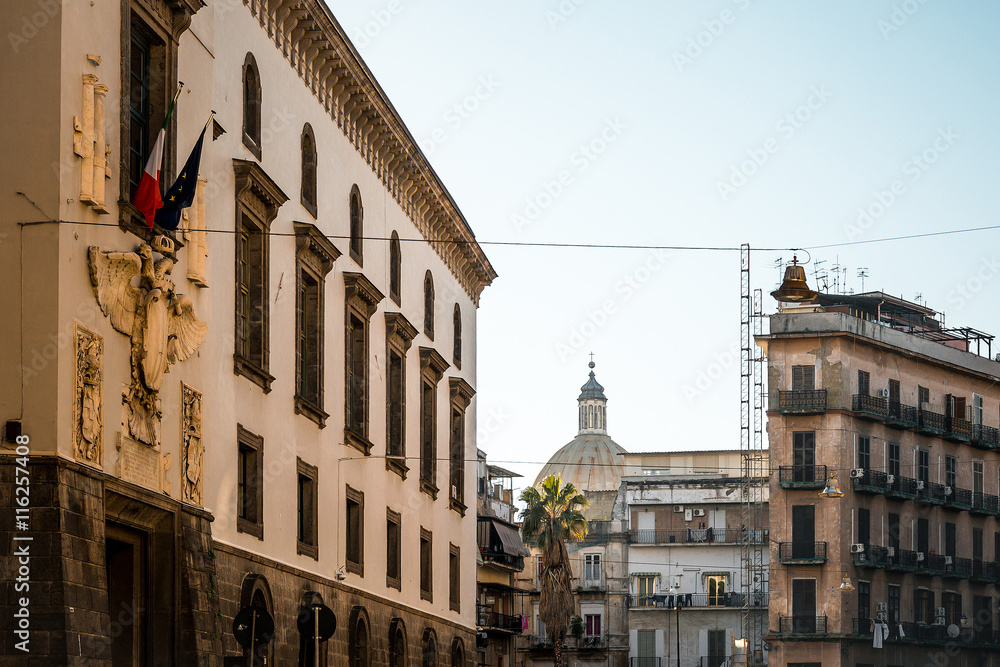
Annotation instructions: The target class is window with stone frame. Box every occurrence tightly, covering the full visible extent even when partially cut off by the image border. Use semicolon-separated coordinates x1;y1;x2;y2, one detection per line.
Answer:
386;508;401;590
236;424;263;540
420;528;433;601
343;273;384;455
389;231;401;305
349;185;363;265
791;364;814;390
293;223;340;426
242;52;262;159
449;377;475;515
389;619;406;667
346;485;364;576
385;312;417;479
348;607;370;667
300;123;317;216
233;160;287;393
914;588;933;624
297;458;318;559
421;629;437;667
450;639;464;667
452;304;462;369
419;348;449;498
858;370;870;396
449;543;460;612
423;271;435;340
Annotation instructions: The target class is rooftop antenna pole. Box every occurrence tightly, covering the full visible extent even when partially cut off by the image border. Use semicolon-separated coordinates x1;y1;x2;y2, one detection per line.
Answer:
857;268;869;293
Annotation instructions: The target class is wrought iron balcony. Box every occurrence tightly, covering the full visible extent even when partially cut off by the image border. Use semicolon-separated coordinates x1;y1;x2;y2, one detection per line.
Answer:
778;616;827;635
777;465;827;490
971;558;999;581
853;394;887;420
944;486;972;510
477;606;523;633
973;423;1000;450
916;480;947;505
886;547;919;571
885;474;918;498
853;544;889;569
885;400;917;429
917;407;947;435
778;389;827;415
629;592;768;609
946;415;974;442
479;549;525;571
778;541;827;564
971;492;1000;516
628;527;767;545
852;468;888;494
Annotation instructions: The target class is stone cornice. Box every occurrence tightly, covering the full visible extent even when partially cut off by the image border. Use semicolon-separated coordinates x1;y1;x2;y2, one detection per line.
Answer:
241;0;497;305
343;271;384;318
449;377;476;410
419;347;450;385
233;159;289;227
293;221;341;276
384;312;418;352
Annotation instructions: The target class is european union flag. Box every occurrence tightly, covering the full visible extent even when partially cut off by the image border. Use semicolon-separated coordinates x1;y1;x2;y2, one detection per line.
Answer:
155;125;206;231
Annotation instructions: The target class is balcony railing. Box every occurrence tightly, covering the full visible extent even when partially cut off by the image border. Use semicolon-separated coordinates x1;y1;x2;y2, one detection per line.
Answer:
479;549;525;571
853;394;887;420
886;400;918;428
631;659;661;667
885;474;918;498
477;606;523;633
699;657;732;667
916;480;947;504
778;616;827;634
778;541;827;564
628;592;768;609
973;423;1000;450
777;465;827;489
944;486;972;510
917;408;947;434
971;559;1000;581
778;389;827;415
852;468;888;494
628;527;767;545
886;547;919;571
971;492;999;516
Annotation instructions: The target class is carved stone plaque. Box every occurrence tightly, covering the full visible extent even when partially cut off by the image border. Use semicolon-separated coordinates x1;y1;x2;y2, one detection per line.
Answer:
116;433;162;492
180;383;204;506
73;323;103;467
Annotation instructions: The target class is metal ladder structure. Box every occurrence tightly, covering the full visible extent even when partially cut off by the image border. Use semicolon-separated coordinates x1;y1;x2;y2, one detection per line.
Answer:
739;244;768;666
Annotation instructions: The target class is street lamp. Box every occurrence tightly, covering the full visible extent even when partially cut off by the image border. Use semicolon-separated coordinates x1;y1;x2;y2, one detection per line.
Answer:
672;584;682;667
819;474;844;498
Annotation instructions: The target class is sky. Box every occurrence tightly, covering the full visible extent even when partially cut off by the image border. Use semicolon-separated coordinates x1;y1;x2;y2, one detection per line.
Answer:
324;0;1000;496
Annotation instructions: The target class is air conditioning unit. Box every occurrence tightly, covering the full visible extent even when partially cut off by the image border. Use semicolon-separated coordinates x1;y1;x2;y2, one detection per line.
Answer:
684;509;693;522
851;543;865;554
886;547;895;557
944;486;953;496
876;611;887;622
944;556;953;565
673;505;684;513
693;509;706;517
887;474;895;485
936;607;946;617
876;602;887;613
916;480;925;491
916;552;925;562
850;468;865;479
877;388;890;398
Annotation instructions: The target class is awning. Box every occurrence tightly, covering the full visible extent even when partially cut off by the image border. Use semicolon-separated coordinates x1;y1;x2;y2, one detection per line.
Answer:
493;521;530;557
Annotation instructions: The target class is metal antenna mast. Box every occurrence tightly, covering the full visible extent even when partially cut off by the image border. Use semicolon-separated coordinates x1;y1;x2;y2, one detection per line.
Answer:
740;244;766;666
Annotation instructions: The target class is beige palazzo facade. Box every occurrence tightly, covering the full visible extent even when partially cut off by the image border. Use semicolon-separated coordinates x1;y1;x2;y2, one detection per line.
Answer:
0;0;495;663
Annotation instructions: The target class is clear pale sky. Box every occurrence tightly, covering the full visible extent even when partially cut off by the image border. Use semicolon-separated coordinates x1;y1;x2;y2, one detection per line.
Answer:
324;0;1000;495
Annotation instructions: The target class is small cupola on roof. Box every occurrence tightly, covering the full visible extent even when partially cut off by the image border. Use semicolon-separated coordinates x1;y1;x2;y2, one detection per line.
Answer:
578;360;608;435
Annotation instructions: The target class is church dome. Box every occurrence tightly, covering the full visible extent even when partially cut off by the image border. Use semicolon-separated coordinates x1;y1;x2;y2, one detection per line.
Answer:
534;360;626;492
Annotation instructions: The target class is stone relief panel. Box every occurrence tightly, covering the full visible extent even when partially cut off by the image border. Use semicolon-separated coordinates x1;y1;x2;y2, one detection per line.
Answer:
73;323;103;466
181;382;204;505
184;178;209;287
73;70;111;213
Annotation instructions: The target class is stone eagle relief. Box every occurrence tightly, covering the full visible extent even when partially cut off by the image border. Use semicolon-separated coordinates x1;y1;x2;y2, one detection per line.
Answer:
88;238;207;449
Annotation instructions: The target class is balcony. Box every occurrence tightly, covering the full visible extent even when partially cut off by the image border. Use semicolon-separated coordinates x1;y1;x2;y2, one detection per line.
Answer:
885;400;917;429
970;492;1000;516
854;619;1000;647
853;544;889;569
852;469;888;495
777;465;827;490
477;606;523;633
885;547;919;572
944;486;972;511
629;592;768;609
778;616;827;635
885;474;918;499
631;660;661;667
916;407;947;435
628;527;767;545
479;549;525;571
778;389;827;415
915;480;947;505
972;423;1000;450
778;541;827;565
971;559;999;582
853;394;887;421
945;415;974;442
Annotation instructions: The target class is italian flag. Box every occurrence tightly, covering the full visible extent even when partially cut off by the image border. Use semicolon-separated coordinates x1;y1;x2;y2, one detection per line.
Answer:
132;84;182;229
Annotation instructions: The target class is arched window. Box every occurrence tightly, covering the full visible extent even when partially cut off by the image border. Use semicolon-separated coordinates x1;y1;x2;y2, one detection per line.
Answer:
451;638;464;667
301;124;317;216
452;305;462;368
349;185;363;265
349;606;370;667
389;232;401;304
389;618;407;667
242;53;262;159
423;271;435;340
421;629;437;667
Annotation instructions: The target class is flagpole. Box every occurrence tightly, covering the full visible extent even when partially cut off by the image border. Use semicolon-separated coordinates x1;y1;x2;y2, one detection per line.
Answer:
204;110;216;131
163;82;184;130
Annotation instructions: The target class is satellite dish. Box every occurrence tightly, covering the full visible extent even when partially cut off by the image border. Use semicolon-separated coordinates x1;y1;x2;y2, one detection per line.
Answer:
947;623;960;638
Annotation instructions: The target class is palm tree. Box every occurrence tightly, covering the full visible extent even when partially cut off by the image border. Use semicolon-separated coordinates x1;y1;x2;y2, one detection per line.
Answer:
519;475;589;667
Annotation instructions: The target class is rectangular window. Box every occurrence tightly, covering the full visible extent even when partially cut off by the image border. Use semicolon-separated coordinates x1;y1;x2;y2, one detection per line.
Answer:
637;630;655;659
857;507;870;546
585;614;602;638
888;443;900;478
918;449;929;483
974;528;984;562
236;425;263;539
296;459;318;559
296;268;323;413
792;432;815;482
974;394;984;425
707;575;727;606
791;505;816;559
707;630;725;664
235;213;268;373
858;581;871;621
387;350;404;459
584;554;601;586
858;370;870;396
919;385;930;406
995;532;1000;562
791;579;817;632
888;378;900;403
449;544;460;612
888;513;900;551
420;528;433;601
792;365;815;391
386;509;401;590
346;486;364;576
888;584;900;624
128;28;151;199
421;380;436;488
858;436;870;471
974;596;992;632
945;523;957;557
636;575;656;607
943;592;962;626
974;460;984;494
914;589;934;624
449;406;464;507
346;313;367;436
946;456;957;489
917;518;929;556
